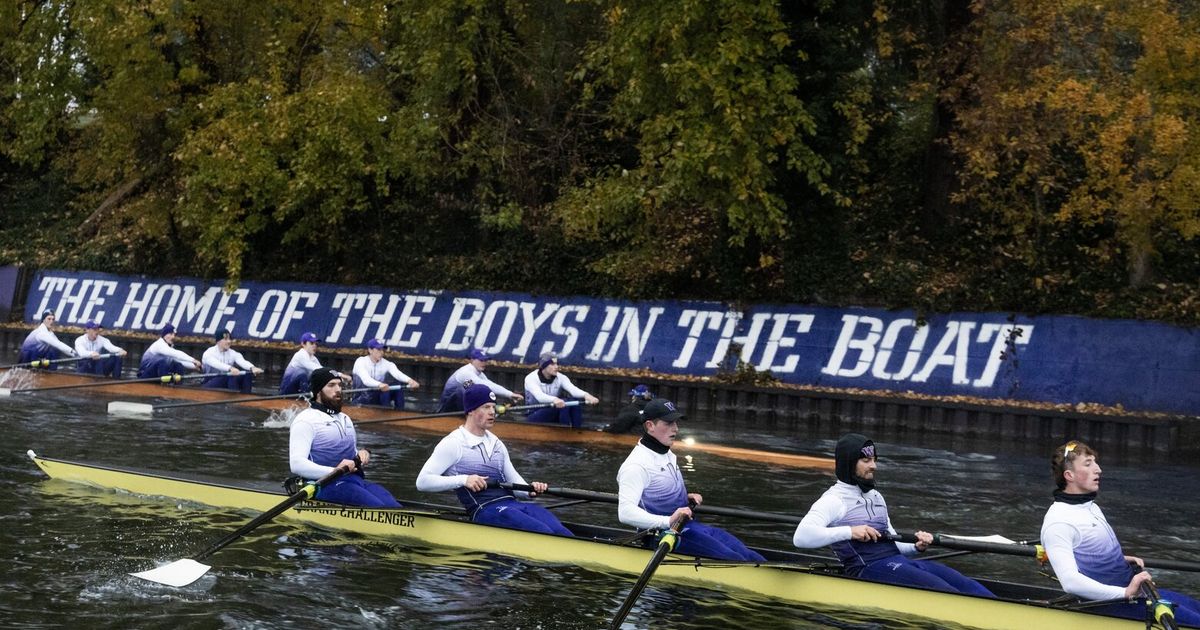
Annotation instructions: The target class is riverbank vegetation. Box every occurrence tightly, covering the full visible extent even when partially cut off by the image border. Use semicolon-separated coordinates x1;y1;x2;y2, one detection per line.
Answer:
2;1;1197;323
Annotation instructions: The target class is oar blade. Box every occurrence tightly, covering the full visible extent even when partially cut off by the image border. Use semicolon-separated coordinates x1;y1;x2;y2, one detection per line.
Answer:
0;388;11;397
130;558;211;587
107;401;156;415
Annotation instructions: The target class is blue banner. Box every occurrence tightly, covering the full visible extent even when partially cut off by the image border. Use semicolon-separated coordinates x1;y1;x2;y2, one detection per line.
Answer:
23;269;1200;415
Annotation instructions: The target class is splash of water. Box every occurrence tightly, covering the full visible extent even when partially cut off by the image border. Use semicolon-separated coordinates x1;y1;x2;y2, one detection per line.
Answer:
262;406;301;428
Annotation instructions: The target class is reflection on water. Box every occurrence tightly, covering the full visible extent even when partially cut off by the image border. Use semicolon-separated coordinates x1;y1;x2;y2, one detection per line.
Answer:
3;388;1200;628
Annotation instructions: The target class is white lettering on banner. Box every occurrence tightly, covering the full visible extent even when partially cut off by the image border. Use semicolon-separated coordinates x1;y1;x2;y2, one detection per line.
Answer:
672;310;726;368
477;301;520;354
328;293;366;343
511;303;561;359
586;306;664;362
435;297;486;352
753;313;815;372
143;284;183;330
350;294;399;344
822;315;1035;388
77;280;118;323
872;318;928;380
249;290;318;339
112;282;151;328
542;305;589;359
384;295;435;349
32;276;69;318
53;278;83;321
705;311;744;368
972;324;1033;387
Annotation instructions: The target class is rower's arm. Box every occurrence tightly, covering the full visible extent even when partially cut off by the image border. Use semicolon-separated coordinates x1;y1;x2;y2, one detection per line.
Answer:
36;327;75;355
415;437;469;493
1042;521;1128;601
288;420;335;479
616;465;671;530
792;494;852;549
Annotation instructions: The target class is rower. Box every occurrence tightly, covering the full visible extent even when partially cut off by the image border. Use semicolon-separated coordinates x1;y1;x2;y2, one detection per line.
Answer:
601;384;654;434
201;329;263;393
792;434;993;596
616;398;765;562
18;310;77;369
1042;440;1200;624
73;321;127;378
136;324;201;378
522;352;598;428
435;348;523;413
350;338;419;409
288;367;401;508
416;383;573;536
278;331;328;395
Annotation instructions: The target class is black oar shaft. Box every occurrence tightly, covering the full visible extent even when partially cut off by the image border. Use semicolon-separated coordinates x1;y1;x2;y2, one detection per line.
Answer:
505;483;803;525
1142;581;1179;630
610;515;687;629
354;401;558;426
194;467;346;561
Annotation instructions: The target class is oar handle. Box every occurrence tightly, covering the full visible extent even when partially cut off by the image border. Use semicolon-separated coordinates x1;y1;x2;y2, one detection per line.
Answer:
496;400;582;414
1141;580;1179;630
193;467;347;561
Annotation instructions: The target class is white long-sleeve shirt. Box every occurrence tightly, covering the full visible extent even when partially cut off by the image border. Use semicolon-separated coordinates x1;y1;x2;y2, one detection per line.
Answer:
289;405;358;479
616;441;687;531
202;344;256;372
285;348;322;373
23;324;75;356
792;481;918;555
1041;500;1131;600
74;334;124;357
523;370;589;403
415;426;532;499
444;363;515;398
143;337;197;367
352;355;413;387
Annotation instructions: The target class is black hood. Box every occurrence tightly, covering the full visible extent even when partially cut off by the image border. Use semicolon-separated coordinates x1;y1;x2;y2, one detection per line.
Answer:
835;433;876;491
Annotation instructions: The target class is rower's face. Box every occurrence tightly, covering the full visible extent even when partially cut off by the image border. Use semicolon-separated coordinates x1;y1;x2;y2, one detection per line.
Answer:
164;332;176;344
1065;455;1102;493
468;402;497;430
645;418;678;446
217;338;232;351
368;347;383;361
318;379;343;410
86;329;99;341
542;362;558;378
855;457;877;481
471;358;487;371
44;315;55;328
302;341;317;354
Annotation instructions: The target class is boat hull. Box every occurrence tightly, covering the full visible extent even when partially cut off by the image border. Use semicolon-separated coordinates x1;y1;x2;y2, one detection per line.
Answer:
6;370;831;469
28;452;1178;630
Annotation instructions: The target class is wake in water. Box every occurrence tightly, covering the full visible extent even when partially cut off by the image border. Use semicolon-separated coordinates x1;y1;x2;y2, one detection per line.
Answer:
262;406;302;428
0;368;36;390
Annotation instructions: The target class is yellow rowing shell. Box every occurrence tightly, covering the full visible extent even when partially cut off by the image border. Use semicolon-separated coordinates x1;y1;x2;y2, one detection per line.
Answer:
28;452;1181;629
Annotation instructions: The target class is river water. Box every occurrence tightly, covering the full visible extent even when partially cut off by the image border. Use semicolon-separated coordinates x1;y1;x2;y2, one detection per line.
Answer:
2;369;1199;629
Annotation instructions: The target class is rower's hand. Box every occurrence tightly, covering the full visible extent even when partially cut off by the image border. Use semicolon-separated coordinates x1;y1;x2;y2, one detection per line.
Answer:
252;367;264;375
670;506;693;525
511;393;525;403
118;350;128;356
464;474;489;492
527;481;548;497
913;530;934;552
356;449;371;467
378;383;392;392
687;492;703;507
336;458;358;473
229;367;242;376
1125;555;1145;569
584;394;599;405
850;525;882;542
89;352;101;359
408;380;420;390
1124;571;1153;599
552;398;565;408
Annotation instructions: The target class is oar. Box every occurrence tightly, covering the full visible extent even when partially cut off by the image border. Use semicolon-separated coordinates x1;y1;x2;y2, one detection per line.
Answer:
0;353;113;370
130;466;347;587
609;513;689;629
895;531;1200;573
107;385;400;415
502;483;802;525
0;371;214;397
1141;579;1179;630
354;400;579;427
